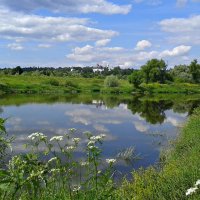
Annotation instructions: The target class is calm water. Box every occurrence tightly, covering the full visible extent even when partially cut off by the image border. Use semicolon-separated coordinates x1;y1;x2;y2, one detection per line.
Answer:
1;94;200;176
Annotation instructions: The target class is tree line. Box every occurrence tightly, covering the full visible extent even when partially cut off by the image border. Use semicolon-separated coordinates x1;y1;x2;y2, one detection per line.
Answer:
129;59;200;88
0;59;200;85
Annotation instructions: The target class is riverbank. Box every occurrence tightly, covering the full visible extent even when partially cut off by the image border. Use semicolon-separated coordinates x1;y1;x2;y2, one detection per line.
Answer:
1;75;200;94
115;107;200;199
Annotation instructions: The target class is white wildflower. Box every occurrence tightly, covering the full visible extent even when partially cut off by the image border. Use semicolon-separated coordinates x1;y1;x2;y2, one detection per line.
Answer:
195;180;200;186
66;146;75;150
72;138;81;143
106;159;116;164
186;187;198;196
87;140;95;146
50;168;60;173
81;161;89;166
48;157;58;163
50;136;63;142
72;185;81;192
28;132;46;140
68;128;76;133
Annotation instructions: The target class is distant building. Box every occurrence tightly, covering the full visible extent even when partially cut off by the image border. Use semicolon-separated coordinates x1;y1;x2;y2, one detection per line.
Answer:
92;64;104;73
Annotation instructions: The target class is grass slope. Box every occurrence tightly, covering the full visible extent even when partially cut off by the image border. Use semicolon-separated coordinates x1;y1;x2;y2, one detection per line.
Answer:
116;108;200;199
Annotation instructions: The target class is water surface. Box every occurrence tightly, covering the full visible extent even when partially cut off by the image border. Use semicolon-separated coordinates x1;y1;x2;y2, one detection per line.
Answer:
1;94;200;176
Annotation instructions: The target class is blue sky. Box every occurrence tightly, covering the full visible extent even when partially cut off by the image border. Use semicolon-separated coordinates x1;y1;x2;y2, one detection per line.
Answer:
0;0;199;68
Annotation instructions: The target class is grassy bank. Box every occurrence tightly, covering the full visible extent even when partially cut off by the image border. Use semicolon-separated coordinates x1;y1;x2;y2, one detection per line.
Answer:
115;107;200;199
0;75;132;94
1;75;200;94
141;83;200;94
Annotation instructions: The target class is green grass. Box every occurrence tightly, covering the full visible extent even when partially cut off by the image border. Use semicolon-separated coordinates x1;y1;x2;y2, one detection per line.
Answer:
115;107;200;199
1;75;200;94
141;82;200;94
0;75;133;94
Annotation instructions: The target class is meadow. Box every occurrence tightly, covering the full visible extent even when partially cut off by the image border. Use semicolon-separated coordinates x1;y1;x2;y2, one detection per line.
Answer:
1;75;200;95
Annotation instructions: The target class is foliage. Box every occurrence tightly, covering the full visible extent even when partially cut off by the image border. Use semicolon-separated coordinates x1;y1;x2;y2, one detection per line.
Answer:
189;59;200;83
114;107;200;199
141;59;167;84
128;70;143;88
46;79;60;86
104;75;119;88
0;128;117;200
11;66;23;75
0;118;13;167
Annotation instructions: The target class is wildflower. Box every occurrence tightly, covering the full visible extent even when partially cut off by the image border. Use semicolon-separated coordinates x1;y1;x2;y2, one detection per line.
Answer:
48;157;58;163
81;161;89;166
87;140;95;146
28;132;47;140
90;134;106;141
195;180;200;186
106;159;116;164
68;128;76;133
88;145;98;150
66;146;75;150
50;168;60;173
50;136;63;142
72;137;81;143
186;187;198;196
72;185;81;192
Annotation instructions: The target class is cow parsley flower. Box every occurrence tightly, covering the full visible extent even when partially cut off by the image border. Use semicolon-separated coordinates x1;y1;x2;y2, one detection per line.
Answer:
186;187;198;196
72;137;81;143
195;180;200;186
106;159;116;164
50;136;63;141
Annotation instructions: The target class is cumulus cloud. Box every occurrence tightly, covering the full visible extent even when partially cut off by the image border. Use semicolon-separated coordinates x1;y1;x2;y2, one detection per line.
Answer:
95;39;111;47
133;0;162;5
176;0;200;7
38;44;52;48
0;0;132;15
66;43;191;68
0;8;118;44
7;43;24;50
176;0;188;7
159;15;200;45
135;40;152;51
159;45;191;58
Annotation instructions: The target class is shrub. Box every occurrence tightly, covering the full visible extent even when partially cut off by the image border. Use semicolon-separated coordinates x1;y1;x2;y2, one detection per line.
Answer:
104;75;119;88
47;79;59;86
64;80;78;88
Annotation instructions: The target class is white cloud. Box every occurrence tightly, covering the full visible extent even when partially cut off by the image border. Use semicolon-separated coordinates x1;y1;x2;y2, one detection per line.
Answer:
38;44;52;48
176;0;200;7
159;45;191;58
7;43;24;50
135;40;152;51
133;121;150;132
95;39;111;47
0;0;132;15
134;0;162;6
159;15;200;45
176;0;188;7
66;44;192;68
0;8;118;44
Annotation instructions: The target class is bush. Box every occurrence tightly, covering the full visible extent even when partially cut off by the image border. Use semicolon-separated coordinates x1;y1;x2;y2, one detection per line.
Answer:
64;80;78;88
47;79;59;86
104;75;119;88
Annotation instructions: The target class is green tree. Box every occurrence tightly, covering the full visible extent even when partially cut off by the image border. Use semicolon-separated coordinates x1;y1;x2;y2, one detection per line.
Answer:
189;59;200;83
11;66;23;75
128;70;143;88
104;75;119;87
141;59;167;83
